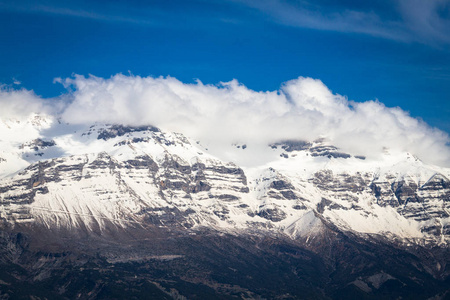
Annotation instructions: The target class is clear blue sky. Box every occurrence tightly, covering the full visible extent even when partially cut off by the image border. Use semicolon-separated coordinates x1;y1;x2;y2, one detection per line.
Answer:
1;0;449;133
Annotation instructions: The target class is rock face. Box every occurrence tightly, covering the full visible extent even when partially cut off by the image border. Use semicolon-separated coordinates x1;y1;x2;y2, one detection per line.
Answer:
0;116;450;299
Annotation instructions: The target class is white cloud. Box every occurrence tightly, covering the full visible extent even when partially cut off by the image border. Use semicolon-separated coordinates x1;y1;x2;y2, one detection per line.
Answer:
57;74;450;167
0;75;448;166
0;86;53;120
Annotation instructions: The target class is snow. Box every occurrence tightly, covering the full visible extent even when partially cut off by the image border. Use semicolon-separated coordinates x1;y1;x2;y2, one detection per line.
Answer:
284;210;323;239
1;114;450;245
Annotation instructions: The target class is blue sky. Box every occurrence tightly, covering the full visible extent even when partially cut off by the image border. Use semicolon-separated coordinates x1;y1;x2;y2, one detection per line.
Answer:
1;0;449;133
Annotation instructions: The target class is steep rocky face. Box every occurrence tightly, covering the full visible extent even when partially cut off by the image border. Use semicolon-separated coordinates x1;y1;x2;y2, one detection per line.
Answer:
0;123;256;235
1;122;450;244
1;119;450;299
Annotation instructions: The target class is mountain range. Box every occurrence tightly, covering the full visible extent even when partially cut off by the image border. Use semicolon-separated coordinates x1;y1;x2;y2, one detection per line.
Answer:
1;114;449;299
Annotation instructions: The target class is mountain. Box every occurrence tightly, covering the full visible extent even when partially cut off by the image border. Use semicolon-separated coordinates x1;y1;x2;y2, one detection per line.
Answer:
1;114;450;299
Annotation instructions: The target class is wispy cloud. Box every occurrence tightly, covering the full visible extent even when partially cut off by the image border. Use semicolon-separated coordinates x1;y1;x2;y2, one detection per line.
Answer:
234;0;450;45
397;0;450;44
2;0;449;45
0;0;236;28
0;1;156;26
35;5;155;25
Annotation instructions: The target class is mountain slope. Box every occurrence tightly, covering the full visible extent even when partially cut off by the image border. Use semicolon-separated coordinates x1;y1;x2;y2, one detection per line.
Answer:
1;114;450;299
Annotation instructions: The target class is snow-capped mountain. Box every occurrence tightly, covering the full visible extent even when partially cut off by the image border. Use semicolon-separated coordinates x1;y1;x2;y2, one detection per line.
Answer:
1;114;450;299
1;114;449;244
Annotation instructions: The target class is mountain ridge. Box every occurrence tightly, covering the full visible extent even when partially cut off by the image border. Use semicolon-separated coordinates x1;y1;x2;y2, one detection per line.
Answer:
1;114;449;245
1;114;450;299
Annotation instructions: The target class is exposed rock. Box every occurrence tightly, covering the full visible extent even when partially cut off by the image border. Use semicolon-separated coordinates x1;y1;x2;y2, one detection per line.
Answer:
256;207;287;222
97;124;159;140
20;138;56;151
270;140;311;152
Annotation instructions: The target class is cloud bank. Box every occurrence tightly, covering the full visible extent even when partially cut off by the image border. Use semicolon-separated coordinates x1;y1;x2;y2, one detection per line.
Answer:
58;74;450;166
1;75;450;166
0;86;54;120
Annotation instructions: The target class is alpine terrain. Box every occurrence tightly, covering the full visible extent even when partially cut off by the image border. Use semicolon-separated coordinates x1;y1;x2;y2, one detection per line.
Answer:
1;113;450;299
